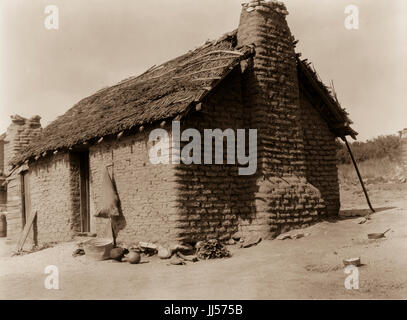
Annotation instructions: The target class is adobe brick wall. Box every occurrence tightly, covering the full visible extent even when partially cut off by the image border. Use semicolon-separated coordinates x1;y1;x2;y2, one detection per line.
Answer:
175;69;257;242
172;63;340;242
89;132;180;246
300;93;340;216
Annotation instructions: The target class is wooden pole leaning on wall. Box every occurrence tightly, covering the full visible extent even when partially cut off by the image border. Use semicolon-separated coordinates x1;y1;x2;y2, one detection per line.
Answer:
343;136;375;214
16;211;38;252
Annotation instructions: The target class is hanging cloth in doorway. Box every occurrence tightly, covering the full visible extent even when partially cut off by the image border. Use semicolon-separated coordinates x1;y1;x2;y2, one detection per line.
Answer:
94;167;120;218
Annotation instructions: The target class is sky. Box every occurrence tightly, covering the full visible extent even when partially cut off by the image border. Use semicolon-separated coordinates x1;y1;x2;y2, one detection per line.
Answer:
0;0;406;141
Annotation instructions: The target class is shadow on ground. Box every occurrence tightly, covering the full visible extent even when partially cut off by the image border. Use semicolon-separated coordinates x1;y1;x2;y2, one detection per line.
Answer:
340;206;396;217
320;206;397;224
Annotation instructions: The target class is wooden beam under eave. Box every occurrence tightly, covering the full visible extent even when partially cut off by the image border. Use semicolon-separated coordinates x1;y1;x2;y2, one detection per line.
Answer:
297;61;345;122
299;74;358;139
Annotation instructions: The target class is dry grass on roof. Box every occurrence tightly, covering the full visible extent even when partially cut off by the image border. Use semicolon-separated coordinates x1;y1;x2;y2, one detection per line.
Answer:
14;30;254;165
296;56;356;138
13;29;356;166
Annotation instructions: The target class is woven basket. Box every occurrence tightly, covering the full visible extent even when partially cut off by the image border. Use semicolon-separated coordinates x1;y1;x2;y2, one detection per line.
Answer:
83;238;113;261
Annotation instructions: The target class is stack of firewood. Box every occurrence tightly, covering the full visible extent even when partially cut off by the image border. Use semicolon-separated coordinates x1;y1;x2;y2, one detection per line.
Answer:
196;239;231;260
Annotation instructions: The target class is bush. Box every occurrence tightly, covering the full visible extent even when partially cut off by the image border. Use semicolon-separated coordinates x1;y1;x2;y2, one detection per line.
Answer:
336;134;401;164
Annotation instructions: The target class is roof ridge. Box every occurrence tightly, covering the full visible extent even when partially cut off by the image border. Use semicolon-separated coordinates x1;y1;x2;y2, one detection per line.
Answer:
11;30;248;166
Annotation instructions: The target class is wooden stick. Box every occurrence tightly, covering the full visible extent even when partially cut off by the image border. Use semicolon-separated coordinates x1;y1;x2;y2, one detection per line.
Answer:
178;56;241;69
343;136;375;214
191;77;222;82
110;218;116;247
171;96;192;104
172;64;231;80
139;64;157;76
179;50;243;67
16;211;37;252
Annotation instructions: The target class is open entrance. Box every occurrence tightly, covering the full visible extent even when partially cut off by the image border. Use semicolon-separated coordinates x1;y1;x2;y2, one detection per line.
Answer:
20;171;30;228
78;152;90;232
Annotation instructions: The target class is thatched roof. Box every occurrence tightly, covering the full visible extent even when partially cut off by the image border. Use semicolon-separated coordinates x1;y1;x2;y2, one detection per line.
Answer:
297;57;357;139
13;31;253;165
12;30;355;166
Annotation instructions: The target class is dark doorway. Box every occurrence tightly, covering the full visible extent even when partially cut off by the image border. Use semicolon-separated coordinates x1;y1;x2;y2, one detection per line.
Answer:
20;170;37;246
79;152;90;232
20;171;31;228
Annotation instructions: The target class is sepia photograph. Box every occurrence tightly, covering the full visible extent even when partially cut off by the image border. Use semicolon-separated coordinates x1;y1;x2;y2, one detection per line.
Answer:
0;0;406;304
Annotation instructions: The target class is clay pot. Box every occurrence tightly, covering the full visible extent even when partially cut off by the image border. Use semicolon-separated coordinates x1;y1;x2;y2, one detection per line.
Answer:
127;251;141;264
110;247;125;261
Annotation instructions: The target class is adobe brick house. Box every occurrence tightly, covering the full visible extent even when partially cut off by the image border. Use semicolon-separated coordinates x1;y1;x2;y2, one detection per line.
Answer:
5;0;356;247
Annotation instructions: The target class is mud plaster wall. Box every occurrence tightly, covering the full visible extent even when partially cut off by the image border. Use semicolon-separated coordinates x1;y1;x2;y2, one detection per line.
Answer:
89;132;180;245
300;93;340;216
6;154;76;246
175;69;257;243
27;154;76;244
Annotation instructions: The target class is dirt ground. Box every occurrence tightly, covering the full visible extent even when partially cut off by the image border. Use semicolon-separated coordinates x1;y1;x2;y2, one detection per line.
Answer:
0;182;406;300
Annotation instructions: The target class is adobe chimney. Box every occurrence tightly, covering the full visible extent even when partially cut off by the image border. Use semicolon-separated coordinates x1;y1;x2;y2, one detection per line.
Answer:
3;115;42;175
236;1;329;238
237;0;304;177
